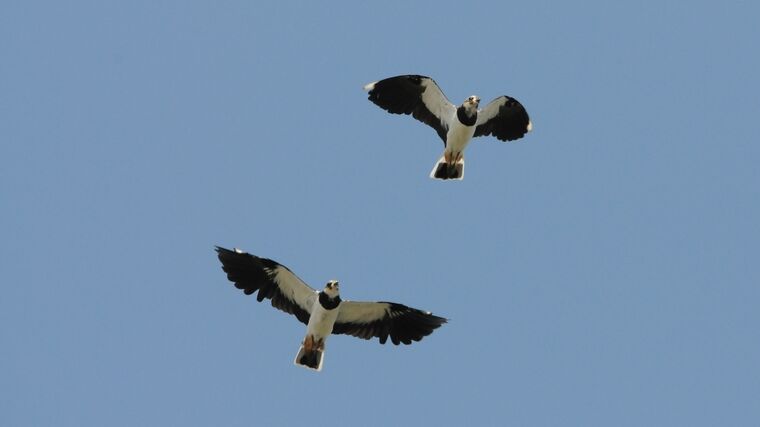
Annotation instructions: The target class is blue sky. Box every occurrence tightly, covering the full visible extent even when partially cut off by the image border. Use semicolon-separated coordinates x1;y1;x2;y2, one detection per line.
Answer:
2;1;759;425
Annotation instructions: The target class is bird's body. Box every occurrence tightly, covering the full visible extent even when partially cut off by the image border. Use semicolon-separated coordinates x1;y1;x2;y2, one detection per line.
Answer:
445;111;477;155
364;74;532;180
434;100;479;179
306;292;341;342
297;284;341;370
215;246;447;372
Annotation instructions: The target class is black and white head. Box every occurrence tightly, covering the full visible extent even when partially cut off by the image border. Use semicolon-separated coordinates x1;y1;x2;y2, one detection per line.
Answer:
323;280;340;298
463;95;480;113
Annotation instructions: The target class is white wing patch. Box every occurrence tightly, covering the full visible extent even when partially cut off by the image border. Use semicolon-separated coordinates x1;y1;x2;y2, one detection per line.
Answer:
271;265;317;314
336;301;390;324
475;97;506;127
419;78;456;129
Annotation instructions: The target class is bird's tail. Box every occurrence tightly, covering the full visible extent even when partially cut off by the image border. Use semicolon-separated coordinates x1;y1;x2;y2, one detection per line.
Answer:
294;345;324;372
430;155;464;180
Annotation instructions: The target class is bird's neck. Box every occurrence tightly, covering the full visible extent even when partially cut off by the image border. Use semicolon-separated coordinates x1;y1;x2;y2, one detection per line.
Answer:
457;105;477;126
318;291;341;310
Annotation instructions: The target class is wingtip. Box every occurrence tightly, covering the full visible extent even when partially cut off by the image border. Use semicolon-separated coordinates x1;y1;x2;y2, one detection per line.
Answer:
215;246;245;255
423;310;448;326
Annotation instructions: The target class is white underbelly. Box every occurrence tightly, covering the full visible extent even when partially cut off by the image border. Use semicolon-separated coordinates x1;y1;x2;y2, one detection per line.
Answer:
306;303;340;340
445;122;475;154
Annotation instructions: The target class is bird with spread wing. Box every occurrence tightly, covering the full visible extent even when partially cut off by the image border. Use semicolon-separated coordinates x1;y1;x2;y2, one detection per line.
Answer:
364;74;532;180
216;246;447;372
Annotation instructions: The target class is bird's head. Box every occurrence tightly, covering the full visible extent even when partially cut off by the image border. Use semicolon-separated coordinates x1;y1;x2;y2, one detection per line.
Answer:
463;95;480;109
323;280;340;298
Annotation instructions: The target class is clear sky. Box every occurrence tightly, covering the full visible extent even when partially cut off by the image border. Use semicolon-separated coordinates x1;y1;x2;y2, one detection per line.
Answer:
2;1;759;426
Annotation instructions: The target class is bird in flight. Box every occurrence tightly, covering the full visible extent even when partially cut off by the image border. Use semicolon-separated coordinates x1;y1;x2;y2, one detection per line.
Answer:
364;74;532;180
216;246;447;372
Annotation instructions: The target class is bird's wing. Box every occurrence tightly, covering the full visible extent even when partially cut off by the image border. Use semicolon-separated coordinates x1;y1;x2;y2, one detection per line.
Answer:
333;301;447;345
474;96;532;141
216;246;316;325
364;75;456;143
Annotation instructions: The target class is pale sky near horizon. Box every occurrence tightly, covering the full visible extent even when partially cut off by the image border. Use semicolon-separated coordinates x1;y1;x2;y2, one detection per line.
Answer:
2;1;759;426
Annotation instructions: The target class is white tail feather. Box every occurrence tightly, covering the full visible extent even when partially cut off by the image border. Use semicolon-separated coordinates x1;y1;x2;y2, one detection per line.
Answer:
294;345;324;372
429;156;465;180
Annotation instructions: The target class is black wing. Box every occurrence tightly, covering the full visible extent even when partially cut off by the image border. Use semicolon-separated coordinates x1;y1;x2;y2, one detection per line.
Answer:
474;96;532;141
216;246;316;325
364;75;456;143
332;301;447;345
